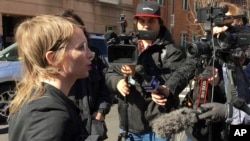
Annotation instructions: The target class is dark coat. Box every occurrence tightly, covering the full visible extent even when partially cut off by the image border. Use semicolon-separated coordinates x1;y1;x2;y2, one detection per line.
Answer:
68;47;113;138
8;84;90;141
105;26;196;133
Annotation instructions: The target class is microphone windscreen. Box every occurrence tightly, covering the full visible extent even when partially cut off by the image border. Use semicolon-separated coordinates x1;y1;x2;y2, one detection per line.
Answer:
152;107;198;138
137;30;155;40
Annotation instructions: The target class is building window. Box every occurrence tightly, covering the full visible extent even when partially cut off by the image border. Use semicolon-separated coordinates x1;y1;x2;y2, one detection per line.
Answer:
183;0;189;10
181;33;187;47
193;0;197;11
98;0;120;5
192;34;196;42
157;0;164;5
105;26;113;31
170;14;174;27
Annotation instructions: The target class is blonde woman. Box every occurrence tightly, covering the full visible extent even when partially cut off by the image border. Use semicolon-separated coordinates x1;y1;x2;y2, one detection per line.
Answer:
8;15;95;141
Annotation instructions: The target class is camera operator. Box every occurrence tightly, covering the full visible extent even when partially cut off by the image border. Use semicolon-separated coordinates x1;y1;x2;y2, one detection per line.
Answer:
184;2;250;141
105;1;196;141
198;1;250;127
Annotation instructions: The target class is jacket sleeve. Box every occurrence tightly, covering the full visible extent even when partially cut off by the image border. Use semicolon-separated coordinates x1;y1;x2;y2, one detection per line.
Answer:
89;51;114;115
162;45;197;96
95;73;114;115
105;64;124;94
226;104;250;125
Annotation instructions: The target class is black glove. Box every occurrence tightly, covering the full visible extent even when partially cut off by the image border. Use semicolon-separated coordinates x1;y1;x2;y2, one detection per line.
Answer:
198;102;229;122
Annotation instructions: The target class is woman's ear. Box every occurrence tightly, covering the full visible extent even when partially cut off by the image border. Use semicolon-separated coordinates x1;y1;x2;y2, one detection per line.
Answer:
45;51;56;66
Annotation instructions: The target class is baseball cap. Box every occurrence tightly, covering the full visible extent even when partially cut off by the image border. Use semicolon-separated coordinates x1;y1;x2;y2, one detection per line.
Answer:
134;1;161;18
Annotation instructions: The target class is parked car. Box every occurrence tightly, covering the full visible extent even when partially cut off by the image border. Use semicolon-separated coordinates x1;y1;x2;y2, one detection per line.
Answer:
0;43;21;122
0;35;112;122
89;34;107;57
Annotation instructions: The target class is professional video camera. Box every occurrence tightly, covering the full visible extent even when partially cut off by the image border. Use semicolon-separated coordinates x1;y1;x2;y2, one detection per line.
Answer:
185;5;250;62
182;5;250;141
184;4;250;109
105;14;155;65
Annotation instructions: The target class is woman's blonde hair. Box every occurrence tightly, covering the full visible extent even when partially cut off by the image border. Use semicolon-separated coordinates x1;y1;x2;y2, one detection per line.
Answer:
9;15;82;115
219;2;244;15
219;2;245;24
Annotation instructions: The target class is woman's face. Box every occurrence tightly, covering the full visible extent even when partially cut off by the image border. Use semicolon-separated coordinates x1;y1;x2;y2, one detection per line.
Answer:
137;17;160;39
60;27;94;79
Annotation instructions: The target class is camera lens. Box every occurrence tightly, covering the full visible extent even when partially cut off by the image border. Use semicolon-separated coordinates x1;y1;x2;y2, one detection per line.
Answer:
186;41;211;58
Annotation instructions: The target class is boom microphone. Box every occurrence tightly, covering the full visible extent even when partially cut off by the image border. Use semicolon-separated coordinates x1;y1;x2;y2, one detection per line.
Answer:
151;107;199;138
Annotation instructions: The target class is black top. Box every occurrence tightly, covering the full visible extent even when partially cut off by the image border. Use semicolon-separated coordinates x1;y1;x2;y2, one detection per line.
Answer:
8;83;89;141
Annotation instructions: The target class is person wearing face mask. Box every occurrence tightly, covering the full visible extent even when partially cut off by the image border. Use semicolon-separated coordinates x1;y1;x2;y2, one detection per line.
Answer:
105;1;196;140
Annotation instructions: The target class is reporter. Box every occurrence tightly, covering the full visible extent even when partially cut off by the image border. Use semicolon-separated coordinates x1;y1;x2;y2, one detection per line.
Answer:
186;2;250;141
105;1;196;140
196;1;250;126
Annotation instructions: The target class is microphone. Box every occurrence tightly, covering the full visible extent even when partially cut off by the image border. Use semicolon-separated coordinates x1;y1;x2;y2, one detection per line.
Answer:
135;65;160;92
152;107;200;138
132;30;155;44
136;30;155;40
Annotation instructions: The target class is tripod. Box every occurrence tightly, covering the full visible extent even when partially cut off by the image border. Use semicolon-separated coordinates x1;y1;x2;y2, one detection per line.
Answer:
117;96;134;141
117;76;134;141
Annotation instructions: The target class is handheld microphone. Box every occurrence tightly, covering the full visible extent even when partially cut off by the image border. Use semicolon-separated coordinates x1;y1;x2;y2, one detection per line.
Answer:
135;65;160;92
152;107;200;138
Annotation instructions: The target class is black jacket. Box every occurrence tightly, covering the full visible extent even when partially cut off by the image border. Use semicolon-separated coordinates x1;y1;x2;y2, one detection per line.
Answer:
69;47;113;138
8;84;89;141
105;26;196;133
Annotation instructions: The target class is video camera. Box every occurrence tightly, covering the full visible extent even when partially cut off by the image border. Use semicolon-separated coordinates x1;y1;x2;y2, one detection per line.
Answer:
105;14;155;65
183;4;250;109
186;5;250;61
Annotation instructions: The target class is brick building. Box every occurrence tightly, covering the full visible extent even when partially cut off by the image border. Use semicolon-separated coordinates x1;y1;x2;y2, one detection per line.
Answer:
0;0;134;48
171;0;248;48
0;0;248;48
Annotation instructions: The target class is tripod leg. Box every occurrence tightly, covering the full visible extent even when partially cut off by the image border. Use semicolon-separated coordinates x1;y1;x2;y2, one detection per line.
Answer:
117;132;135;141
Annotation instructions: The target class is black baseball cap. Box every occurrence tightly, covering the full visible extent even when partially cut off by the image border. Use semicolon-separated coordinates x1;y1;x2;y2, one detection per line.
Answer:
134;1;161;18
